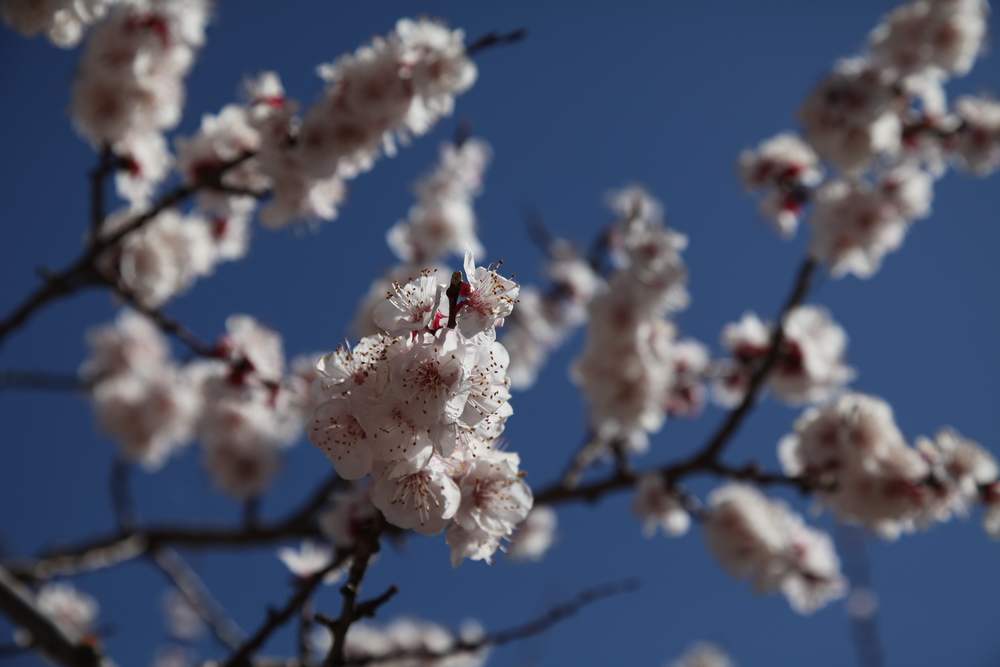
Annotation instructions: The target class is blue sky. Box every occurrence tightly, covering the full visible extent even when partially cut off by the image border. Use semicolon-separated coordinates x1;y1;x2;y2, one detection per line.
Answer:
1;1;999;665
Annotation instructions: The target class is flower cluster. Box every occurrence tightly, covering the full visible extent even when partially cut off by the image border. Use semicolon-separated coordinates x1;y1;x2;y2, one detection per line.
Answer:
740;0;995;278
99;207;242;308
506;506;558;561
71;0;211;205
572;186;709;453
353;136;492;338
82;311;319;499
779;392;999;539
301;19;476;180
310;617;488;667
632;473;691;538
387;138;491;263
27;582;99;645
237;18;478;229
503;239;601;389
714;305;854;406
868;0;987;79
1;0;117;47
951;95;1000;175
704;484;846;614
277;541;345;582
84;310;199;469
738;133;822;236
809;167;933;278
310;255;533;565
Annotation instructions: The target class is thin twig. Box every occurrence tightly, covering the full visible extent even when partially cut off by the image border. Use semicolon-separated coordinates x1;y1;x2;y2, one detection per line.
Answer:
109;459;134;531
89;146;115;239
0;153;253;348
340;579;639;666
465;28;527;56
6;474;341;582
220;555;350;667
839;527;885;667
323;519;386;667
101;278;218;358
0;565;104;667
534;257;818;507
151;548;246;651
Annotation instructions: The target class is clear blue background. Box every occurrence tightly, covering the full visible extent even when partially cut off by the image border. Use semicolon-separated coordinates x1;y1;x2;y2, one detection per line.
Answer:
1;1;999;665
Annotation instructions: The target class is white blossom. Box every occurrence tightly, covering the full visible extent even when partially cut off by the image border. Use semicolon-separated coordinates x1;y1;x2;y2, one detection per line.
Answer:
35;583;98;642
507;507;557;562
808;174;933;279
297;18;475;181
799;58;901;172
81;309;169;380
71;0;210;145
163;590;202;641
277;541;344;583
633;474;691;537
103;208;218;308
670;642;734;667
371;453;462;535
456;252;519;339
775;393;991;538
2;0;118;47
869;0;988;79
92;367;199;469
952;96;1000;175
387;139;491;264
715;306;854;407
739;133;822;236
319;486;379;548
704;484;846;613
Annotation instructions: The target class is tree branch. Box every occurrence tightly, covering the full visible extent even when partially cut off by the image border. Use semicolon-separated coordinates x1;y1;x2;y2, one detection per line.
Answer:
0;153;254;349
340;579;639;666
322;519;386;667
220;554;350;667
0;565;104;667
151;548;246;651
109;458;135;531
6;474;341;582
465;28;527;56
535;257;819;507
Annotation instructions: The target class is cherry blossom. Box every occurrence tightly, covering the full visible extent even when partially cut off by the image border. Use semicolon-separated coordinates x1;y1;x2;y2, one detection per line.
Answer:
778;393;999;538
319;486;379;549
952;96;1000;175
92;368;199;469
456;252;519;338
163;590;203;641
81;309;169;380
632;473;691;538
504;241;601;389
2;0;118;47
277;540;345;583
387;139;491;264
869;0;987;79
371;453;462;535
507;507;558;561
34;582;98;643
799;58;902;173
71;0;210;148
715;306;854;406
739;133;822;236
704;484;846;613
